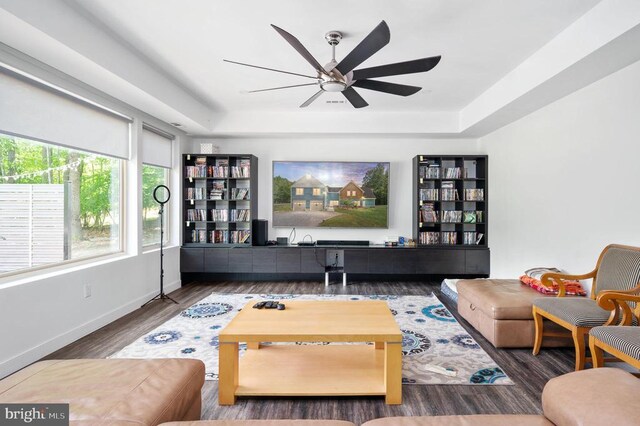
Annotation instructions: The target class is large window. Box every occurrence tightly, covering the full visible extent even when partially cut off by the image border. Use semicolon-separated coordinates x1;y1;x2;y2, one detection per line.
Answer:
142;164;169;246
0;133;121;275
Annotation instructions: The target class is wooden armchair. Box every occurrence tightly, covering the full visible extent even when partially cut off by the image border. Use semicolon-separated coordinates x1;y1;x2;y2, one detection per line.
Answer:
589;284;640;369
532;244;640;370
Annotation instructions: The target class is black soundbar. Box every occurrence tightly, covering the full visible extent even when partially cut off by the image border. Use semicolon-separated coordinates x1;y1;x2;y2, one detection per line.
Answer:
316;240;369;246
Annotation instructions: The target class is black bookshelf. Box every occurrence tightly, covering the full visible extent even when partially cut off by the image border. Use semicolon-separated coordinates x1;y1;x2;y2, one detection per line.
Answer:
412;155;488;248
182;154;258;247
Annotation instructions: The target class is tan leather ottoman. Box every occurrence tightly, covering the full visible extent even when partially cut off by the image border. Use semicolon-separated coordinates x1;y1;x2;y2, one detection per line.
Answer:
161;421;356;426
0;359;205;425
457;279;567;348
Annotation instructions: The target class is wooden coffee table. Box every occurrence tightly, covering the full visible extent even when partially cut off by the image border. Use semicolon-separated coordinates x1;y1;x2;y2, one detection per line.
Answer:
218;300;403;405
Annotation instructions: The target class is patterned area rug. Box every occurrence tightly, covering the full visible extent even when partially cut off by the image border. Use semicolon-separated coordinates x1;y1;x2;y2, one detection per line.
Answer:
111;293;512;385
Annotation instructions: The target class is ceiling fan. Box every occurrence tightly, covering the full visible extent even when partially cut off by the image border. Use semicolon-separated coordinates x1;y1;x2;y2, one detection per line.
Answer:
224;20;441;108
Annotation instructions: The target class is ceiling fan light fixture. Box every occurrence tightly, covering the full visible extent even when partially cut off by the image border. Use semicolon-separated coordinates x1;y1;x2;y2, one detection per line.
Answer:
320;80;346;92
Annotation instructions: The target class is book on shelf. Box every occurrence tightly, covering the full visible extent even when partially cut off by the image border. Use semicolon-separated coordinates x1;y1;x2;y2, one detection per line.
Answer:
462;210;484;223
229;230;251;244
419;163;441;179
186;209;207;221
442;210;462;223
464;188;484;201
463;232;484;245
231;159;251;178
231;188;250;200
441;232;457;245
419;203;439;222
209;181;226;200
191;229;207;243
185;165;207;178
211;230;229;244
419;188;438;201
185;187;206;200
440;181;459;200
210;209;228;222
230;209;250;222
443;167;466;179
419;231;440;245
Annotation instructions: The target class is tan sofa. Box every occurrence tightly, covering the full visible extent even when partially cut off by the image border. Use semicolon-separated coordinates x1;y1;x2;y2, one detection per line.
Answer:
160;368;640;426
457;279;567;348
360;368;640;426
0;359;205;425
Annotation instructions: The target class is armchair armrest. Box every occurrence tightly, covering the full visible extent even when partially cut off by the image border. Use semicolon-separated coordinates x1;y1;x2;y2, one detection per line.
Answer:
596;283;640;325
540;270;596;297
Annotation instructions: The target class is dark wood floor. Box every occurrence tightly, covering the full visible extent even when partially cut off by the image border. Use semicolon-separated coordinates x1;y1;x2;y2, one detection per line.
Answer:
45;280;575;424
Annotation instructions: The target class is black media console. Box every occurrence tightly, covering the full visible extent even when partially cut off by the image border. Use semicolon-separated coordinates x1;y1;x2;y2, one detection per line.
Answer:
180;245;489;282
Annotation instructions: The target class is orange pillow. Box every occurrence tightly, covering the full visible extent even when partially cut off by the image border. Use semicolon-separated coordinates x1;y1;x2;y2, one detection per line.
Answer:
520;274;586;296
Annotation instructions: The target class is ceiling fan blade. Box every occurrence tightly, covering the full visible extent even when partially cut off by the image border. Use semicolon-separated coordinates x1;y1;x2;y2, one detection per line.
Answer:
352;56;441;80
271;24;329;76
247;83;318;93
300;90;324;108
335;21;390;75
342;87;369;108
352;79;421;96
223;59;319;80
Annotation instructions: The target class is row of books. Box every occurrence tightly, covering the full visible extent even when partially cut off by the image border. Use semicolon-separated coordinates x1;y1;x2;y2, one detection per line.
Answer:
230;159;251;178
419;188;462;201
418;231;485;245
420;205;485;224
186;209;207;221
184;165;229;178
442;211;462;223
418;165;469;179
231;188;250;200
463;232;484;245
185;188;206;200
464;189;484;201
211;209;228;222
419;203;438;222
418;232;458;245
191;230;252;244
230;209;250;222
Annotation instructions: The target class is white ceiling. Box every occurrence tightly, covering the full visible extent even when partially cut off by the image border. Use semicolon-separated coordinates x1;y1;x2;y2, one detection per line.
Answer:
73;0;600;113
4;0;640;136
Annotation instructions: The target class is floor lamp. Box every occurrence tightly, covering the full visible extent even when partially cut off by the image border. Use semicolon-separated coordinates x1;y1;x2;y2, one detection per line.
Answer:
142;184;178;307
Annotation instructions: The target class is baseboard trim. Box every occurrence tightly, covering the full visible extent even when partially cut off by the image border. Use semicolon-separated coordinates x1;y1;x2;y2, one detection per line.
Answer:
0;280;181;379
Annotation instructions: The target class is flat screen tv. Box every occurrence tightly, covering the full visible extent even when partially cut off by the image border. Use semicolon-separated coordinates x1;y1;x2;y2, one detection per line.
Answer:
272;161;389;228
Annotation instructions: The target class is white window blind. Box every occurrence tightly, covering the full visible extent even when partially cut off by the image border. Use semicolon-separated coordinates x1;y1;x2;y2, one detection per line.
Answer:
142;125;173;168
0;67;131;159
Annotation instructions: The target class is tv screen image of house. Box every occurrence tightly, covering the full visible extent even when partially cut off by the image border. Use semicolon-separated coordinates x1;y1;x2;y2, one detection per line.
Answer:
272;161;389;228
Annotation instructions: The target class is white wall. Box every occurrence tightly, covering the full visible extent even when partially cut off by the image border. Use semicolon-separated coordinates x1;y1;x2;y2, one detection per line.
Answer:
479;59;640;291
191;137;481;244
0;48;186;379
0;249;180;378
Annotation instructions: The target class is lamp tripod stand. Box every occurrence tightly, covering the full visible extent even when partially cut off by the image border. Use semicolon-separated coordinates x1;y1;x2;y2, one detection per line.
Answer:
142;184;178;307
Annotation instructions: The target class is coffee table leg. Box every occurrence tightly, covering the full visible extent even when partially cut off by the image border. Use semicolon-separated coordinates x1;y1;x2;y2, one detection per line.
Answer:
384;341;402;405
219;342;238;405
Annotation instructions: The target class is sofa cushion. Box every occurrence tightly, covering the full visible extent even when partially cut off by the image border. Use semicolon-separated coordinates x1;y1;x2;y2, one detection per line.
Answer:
589;326;640;360
361;415;552;426
542;367;640;426
457;279;552;320
532;298;611;327
0;359;205;426
161;422;356;426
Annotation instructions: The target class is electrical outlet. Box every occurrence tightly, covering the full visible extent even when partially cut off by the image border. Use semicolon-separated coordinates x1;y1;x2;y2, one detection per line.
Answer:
84;284;92;298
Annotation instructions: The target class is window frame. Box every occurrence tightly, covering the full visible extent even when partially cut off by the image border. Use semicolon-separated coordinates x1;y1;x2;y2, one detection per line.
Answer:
295;188;304;196
141;163;170;249
0;135;125;279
